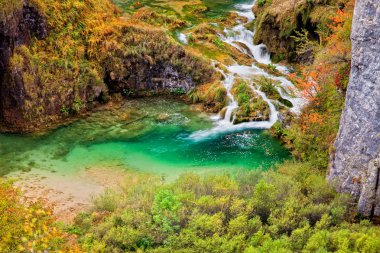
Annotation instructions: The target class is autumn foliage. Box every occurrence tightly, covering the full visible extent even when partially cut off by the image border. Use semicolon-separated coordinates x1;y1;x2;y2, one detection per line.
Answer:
282;0;354;168
0;180;81;252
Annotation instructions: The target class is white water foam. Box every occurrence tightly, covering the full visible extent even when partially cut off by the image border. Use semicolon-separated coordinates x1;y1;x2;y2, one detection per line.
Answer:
178;33;189;44
190;0;305;141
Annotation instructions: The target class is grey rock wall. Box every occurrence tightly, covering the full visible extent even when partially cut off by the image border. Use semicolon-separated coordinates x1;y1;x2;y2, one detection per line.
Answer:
105;62;195;96
329;0;380;217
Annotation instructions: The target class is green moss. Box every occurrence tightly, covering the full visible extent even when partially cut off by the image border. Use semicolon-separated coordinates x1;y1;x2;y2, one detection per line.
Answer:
212;37;225;49
232;79;270;123
258;77;281;100
183;4;208;17
132;7;187;29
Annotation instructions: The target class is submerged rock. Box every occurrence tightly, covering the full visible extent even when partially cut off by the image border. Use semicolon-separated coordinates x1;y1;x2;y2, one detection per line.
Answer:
156;113;170;122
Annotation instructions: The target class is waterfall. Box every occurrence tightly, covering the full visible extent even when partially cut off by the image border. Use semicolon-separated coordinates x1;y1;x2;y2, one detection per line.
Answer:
178;32;189;44
190;0;305;140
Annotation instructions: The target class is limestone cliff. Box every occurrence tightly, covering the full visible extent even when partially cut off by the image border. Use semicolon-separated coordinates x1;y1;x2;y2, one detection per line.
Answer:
329;0;380;217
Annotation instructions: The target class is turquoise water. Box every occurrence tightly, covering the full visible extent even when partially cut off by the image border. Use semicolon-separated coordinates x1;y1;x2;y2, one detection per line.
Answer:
114;0;253;18
202;0;253;17
0;98;289;177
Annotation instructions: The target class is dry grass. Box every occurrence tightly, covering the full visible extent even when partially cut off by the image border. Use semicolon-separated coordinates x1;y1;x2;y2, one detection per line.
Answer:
0;0;23;22
158;0;203;15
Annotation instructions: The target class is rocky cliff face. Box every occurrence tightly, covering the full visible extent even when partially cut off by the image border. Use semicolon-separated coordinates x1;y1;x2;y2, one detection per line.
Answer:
0;2;51;131
253;0;341;62
0;1;47;126
105;63;194;96
329;0;380;217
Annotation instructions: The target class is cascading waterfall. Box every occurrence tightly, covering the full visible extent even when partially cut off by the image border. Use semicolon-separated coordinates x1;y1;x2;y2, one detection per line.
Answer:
213;65;238;124
190;1;305;140
178;32;189;44
220;3;271;65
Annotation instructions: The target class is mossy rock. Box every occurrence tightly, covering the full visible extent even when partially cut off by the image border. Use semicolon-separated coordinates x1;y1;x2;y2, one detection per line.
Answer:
231;79;270;124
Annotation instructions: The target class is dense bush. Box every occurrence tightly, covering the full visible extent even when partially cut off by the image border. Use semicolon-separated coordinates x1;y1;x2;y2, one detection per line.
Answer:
72;162;380;252
278;0;354;169
0;180;79;252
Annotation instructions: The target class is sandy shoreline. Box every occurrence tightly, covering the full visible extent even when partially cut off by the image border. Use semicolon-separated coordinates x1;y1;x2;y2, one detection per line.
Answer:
7;166;131;223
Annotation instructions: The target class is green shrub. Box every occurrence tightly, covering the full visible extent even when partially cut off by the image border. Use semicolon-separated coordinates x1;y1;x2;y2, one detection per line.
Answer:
93;189;119;212
151;189;182;233
0;180;77;251
73;162;380;252
212;37;225;49
257;0;266;7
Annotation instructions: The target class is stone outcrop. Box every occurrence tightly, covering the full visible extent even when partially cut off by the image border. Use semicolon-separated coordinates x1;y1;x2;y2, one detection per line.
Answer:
0;1;47;126
329;0;380;217
105;63;194;96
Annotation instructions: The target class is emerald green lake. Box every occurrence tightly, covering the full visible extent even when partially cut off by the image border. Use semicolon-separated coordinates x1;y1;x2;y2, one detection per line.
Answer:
0;98;289;177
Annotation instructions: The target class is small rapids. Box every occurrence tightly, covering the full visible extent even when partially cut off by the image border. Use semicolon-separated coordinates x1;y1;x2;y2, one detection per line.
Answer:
178;32;189;44
190;0;305;141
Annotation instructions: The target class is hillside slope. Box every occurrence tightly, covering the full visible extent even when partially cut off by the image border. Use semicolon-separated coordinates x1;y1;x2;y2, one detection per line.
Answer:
0;0;214;132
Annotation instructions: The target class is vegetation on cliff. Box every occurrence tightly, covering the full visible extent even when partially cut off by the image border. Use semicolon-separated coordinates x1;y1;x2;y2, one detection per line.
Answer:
253;0;349;62
0;0;215;132
0;0;23;23
277;0;354;169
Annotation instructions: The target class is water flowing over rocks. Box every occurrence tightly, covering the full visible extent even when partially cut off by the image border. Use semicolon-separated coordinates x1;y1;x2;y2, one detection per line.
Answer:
190;1;304;140
329;0;380;217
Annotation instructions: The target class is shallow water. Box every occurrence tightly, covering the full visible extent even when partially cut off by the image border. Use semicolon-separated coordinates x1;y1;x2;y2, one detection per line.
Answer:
114;0;253;18
0;98;289;177
202;0;253;17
